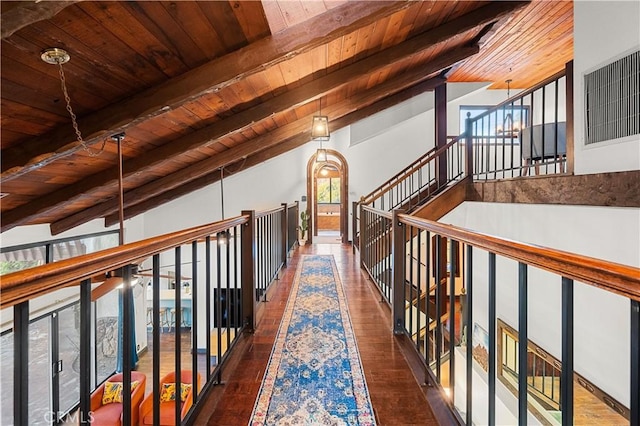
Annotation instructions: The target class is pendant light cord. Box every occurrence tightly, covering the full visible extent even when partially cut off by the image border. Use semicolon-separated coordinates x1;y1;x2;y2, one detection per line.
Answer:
56;61;106;156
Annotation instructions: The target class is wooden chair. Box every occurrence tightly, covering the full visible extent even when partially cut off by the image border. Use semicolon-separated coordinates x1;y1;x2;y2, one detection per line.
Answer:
138;370;201;425
89;371;146;426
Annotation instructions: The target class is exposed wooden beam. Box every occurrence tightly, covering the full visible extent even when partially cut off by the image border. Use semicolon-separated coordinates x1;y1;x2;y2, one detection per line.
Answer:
52;45;477;234
5;1;503;233
1;1;414;179
1;1;81;39
104;77;447;225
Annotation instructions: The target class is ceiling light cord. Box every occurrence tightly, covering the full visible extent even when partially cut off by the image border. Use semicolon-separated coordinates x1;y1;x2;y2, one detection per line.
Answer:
55;57;105;157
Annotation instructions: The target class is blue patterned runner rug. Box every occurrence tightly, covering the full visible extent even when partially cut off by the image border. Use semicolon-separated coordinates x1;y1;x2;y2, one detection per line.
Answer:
249;255;376;425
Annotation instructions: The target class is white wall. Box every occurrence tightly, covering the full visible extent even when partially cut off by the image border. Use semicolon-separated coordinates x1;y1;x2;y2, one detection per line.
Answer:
440;202;639;406
574;0;640;174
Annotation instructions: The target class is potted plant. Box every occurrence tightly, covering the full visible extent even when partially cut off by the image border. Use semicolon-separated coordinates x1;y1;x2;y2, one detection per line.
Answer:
298;210;309;246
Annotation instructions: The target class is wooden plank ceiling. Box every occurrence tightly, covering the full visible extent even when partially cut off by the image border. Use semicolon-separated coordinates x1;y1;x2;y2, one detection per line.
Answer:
0;0;572;235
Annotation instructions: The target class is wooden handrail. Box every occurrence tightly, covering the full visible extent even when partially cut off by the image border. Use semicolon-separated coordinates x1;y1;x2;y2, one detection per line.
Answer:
362;136;461;205
0;215;249;309
398;213;640;302
361;204;393;219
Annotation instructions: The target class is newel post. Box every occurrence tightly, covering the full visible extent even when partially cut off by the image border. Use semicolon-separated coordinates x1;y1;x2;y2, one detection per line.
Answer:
241;210;256;332
359;203;366;269
465;112;473;177
565;60;575;174
392;209;406;335
281;203;288;267
352;201;358;254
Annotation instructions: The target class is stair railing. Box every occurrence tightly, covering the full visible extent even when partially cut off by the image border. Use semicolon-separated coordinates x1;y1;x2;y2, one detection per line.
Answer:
389;211;639;426
354;136;466;250
359;205;639;425
1;202;295;425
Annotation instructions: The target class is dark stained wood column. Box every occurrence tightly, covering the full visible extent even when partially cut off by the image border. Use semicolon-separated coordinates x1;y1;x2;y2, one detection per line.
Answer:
241;210;256;332
435;82;447;186
565;60;574;174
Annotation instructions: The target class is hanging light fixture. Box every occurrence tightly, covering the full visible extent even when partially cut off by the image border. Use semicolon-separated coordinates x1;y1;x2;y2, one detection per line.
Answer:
41;47;105;156
311;98;329;163
311;98;330;140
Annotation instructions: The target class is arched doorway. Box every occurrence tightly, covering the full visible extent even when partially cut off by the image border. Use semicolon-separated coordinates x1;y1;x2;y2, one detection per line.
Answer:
306;150;349;244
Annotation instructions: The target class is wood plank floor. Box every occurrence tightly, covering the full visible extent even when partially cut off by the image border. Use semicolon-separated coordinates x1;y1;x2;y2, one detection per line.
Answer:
194;243;438;425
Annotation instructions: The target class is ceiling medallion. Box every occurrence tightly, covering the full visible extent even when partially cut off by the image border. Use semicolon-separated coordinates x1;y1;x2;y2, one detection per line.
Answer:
40;47;70;65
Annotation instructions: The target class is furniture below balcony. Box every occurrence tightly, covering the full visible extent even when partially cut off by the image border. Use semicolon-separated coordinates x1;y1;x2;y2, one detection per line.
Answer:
520;122;567;160
139;370;202;425
519;122;566;175
147;289;192;329
89;371;146;426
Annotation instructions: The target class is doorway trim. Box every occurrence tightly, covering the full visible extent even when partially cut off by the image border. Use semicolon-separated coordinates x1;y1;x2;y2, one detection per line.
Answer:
306;149;349;244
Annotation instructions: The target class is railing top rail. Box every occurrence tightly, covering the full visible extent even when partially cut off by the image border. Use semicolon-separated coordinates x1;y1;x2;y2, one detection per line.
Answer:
362;136;461;206
398;213;640;302
361;204;393;220
256;205;286;219
0;215;250;309
468;69;566;125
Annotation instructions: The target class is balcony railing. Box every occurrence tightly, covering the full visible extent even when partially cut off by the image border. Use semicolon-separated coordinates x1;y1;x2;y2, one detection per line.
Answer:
1;202;296;425
467;67;571;180
359;206;639;426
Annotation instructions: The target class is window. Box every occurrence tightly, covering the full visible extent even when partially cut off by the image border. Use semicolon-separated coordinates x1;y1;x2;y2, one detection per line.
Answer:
0;230;119;275
459;105;530;139
497;319;629;423
317;178;341;204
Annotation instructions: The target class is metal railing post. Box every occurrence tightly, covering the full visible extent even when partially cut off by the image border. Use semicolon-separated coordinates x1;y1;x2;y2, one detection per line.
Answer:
241;210;256;332
392;209;406;334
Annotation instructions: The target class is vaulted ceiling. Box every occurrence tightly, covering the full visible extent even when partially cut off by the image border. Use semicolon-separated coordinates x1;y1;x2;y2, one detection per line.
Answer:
0;0;573;235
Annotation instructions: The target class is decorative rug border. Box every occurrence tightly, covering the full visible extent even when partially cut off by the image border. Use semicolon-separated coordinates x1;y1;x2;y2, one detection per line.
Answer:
249;254;376;425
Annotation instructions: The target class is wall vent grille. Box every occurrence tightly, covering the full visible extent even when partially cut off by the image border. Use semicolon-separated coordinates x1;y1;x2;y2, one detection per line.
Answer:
584;50;640;144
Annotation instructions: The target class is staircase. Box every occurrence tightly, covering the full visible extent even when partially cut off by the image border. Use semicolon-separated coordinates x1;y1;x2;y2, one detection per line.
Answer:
353;65;640;425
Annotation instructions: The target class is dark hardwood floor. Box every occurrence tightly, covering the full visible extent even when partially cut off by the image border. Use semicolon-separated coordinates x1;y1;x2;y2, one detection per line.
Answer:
193;242;438;425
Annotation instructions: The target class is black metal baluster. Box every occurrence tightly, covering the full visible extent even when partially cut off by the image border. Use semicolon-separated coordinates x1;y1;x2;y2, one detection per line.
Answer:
488;252;496;426
554;79;560;174
152;254;161;426
541;84;547;175
425;231;431;362
192;241;199;403
435;235;442;383
518;262;528;426
449;239;457;405
630;299;639;426
216;232;223;382
409;227;415;341
174;248;182;426
465;245;473;426
417;230;422;353
205;237;212;379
